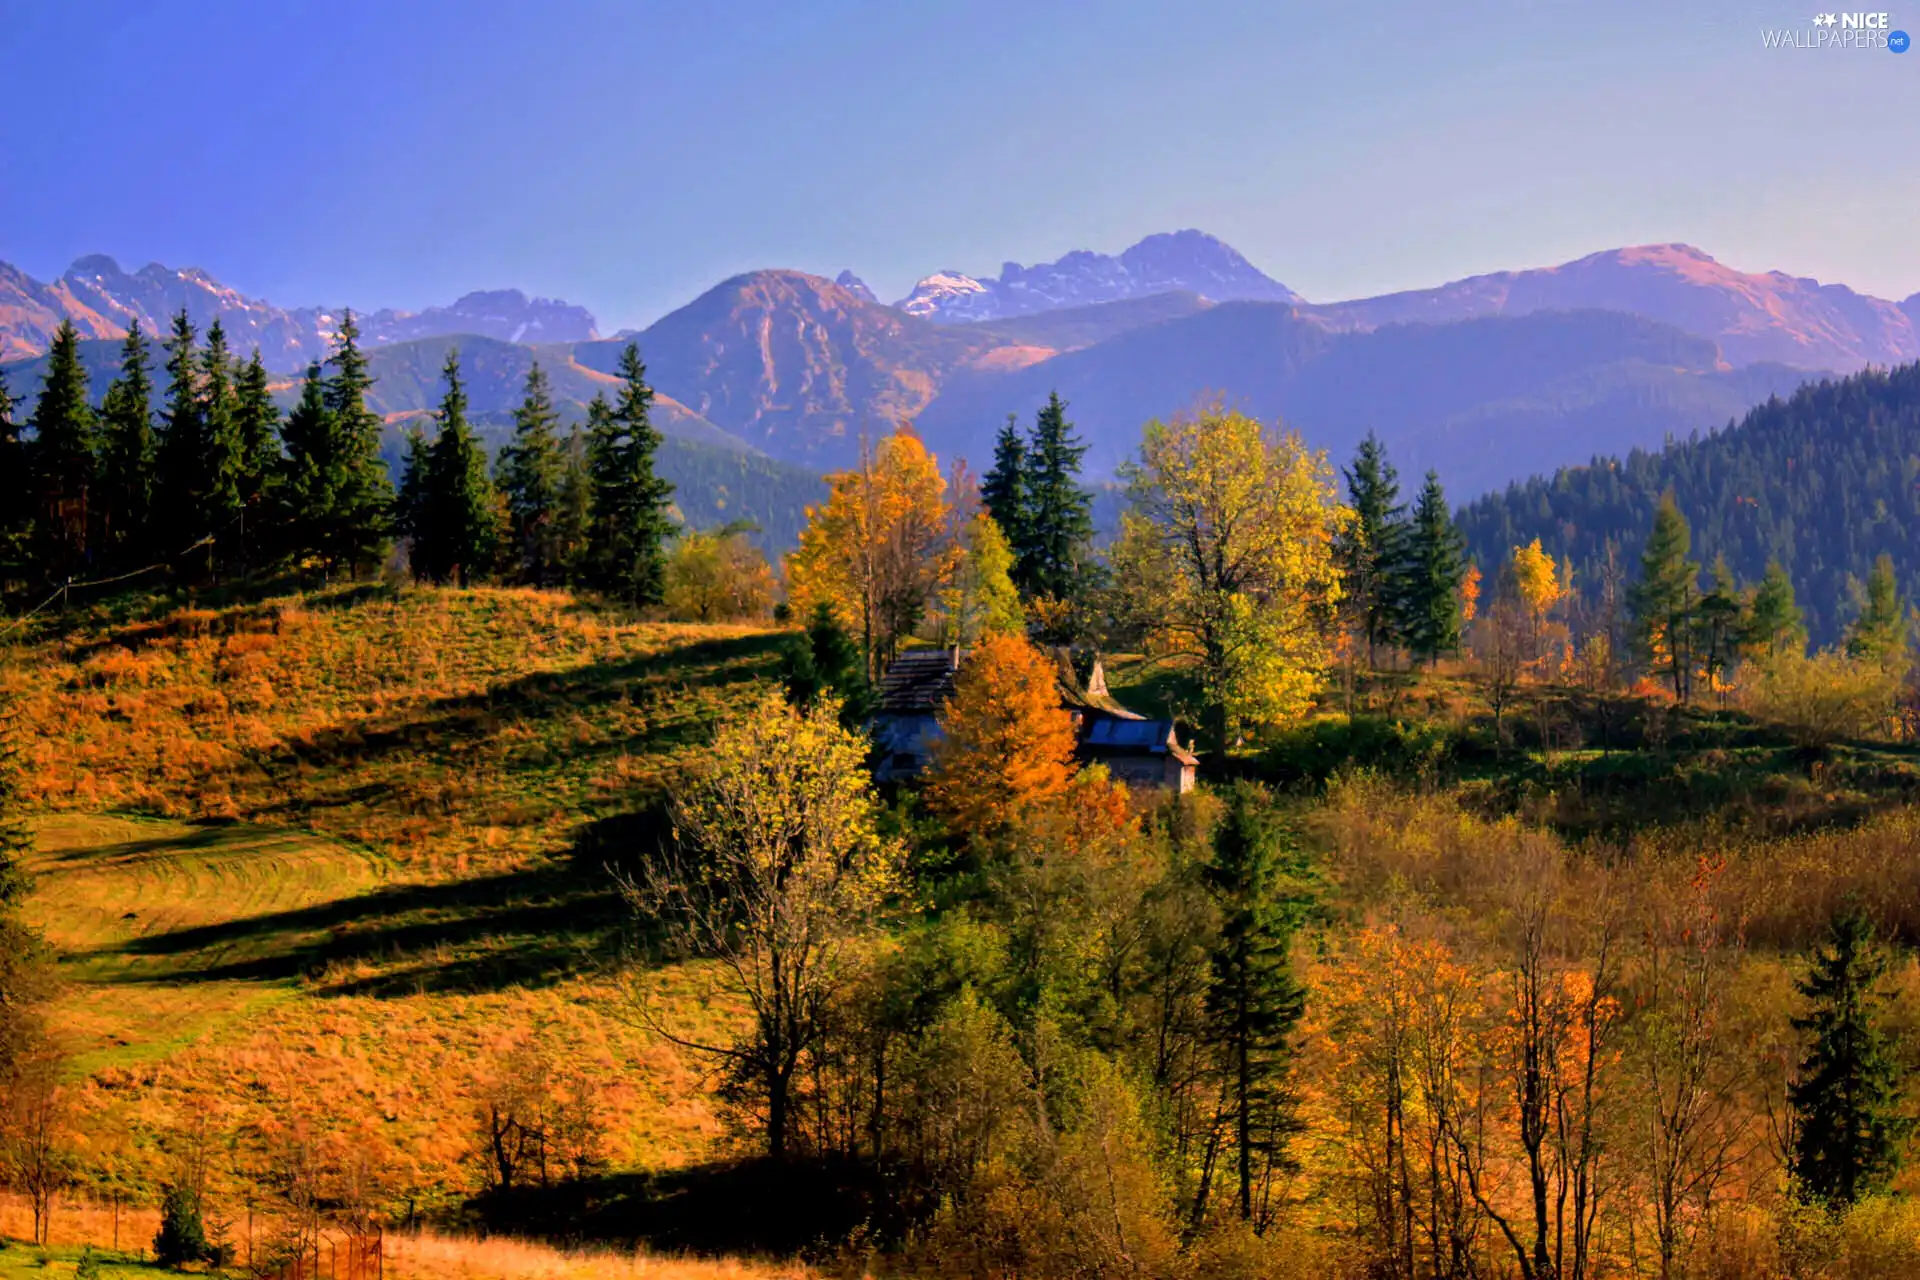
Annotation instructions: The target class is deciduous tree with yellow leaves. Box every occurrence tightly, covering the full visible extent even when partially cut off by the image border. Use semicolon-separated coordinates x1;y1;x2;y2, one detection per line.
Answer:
787;425;953;677
1111;406;1347;754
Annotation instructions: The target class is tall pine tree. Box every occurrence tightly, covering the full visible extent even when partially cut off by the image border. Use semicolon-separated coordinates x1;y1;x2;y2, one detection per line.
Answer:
1789;910;1907;1206
1204;782;1312;1227
980;413;1031;563
393;427;430;550
1399;471;1466;666
0;370;25;582
1630;493;1700;701
1845;554;1907;662
496;362;567;585
553;427;594;585
278;362;333;569
156;311;204;552
416;349;497;587
98;321;157;566
320;310;394;575
1338;432;1406;666
232;348;281;572
28;320;98;582
196;319;245;566
584;344;675;605
1744;560;1807;658
1018;391;1094;601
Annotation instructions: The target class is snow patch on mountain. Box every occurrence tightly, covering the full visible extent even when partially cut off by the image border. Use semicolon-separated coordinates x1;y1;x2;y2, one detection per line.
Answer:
897;230;1300;323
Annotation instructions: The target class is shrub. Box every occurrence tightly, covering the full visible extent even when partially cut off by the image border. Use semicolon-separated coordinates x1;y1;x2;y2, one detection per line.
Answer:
1262;714;1461;787
153;1183;211;1268
1741;649;1906;748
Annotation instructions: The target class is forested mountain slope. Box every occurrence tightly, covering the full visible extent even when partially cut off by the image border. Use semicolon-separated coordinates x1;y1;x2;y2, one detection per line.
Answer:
1458;362;1920;644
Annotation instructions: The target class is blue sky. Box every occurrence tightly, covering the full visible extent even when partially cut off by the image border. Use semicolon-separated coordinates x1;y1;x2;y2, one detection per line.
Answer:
3;0;1917;330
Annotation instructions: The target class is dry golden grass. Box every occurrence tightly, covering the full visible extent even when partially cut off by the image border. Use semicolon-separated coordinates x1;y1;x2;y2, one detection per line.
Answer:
5;588;784;1213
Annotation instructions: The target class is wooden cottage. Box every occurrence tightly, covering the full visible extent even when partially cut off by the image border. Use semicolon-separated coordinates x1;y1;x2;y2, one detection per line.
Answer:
870;647;1197;793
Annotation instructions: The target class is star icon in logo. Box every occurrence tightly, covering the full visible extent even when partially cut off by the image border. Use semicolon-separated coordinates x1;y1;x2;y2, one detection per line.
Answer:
1813;12;1838;25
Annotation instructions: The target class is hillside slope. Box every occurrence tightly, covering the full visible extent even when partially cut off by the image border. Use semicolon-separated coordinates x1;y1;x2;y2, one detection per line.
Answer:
1458;360;1920;644
11;588;787;1211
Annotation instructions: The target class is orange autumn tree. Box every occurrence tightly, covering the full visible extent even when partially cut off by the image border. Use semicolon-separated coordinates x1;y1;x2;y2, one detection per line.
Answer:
787;425;952;678
925;631;1079;836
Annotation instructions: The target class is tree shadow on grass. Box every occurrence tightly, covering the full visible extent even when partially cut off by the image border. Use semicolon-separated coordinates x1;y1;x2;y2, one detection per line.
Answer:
466;1157;880;1260
82;804;676;999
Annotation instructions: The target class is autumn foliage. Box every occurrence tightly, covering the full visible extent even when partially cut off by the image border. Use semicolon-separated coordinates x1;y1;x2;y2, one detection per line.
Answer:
925;632;1078;836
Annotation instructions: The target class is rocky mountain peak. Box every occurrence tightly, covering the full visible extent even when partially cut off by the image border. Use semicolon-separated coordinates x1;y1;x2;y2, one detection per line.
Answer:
896;230;1298;323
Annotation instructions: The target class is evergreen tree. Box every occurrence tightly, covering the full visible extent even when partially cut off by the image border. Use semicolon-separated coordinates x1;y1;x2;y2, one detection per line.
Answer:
584;344;675;605
98;321;157;565
1846;554;1908;662
1018;391;1095;600
980;413;1031;564
195;320;245;563
393;427;430;549
232;349;281;572
277;363;333;568
1630;493;1701;701
496;362;567;584
1745;560;1807;658
1204;782;1312;1227
1399;471;1466;666
416;350;497;587
1338;432;1407;666
782;603;875;726
1789;910;1907;1206
320;310;394;575
27;319;98;580
553;427;594;585
1695;553;1745;694
0;371;25;581
155;311;204;550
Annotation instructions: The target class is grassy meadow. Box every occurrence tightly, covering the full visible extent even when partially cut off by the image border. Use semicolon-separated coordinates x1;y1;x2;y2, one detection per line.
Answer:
7;586;788;1224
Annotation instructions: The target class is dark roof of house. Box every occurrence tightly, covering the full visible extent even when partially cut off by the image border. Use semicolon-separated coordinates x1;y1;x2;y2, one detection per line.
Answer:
876;649;962;713
1082;716;1200;767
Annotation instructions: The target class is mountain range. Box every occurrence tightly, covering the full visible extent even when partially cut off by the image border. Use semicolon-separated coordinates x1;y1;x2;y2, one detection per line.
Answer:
6;230;1920;536
0;254;597;367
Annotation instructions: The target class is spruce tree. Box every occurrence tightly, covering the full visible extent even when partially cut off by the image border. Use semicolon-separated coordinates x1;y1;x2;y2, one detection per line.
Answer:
0;371;25;580
496;362;567;585
417;350;497;587
393;427;430;552
1695;553;1745;694
232;349;281;572
1399;471;1466;666
277;363;333;569
1018;391;1094;600
98;321;157;565
1745;560;1806;658
553;427;594;585
1630;493;1700;702
1846;554;1907;662
195;320;245;563
782;603;875;726
980;413;1031;564
584;344;675;605
1204;782;1311;1226
28;319;98;580
320;311;394;575
155;311;204;552
1789;910;1907;1206
1338;432;1407;666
